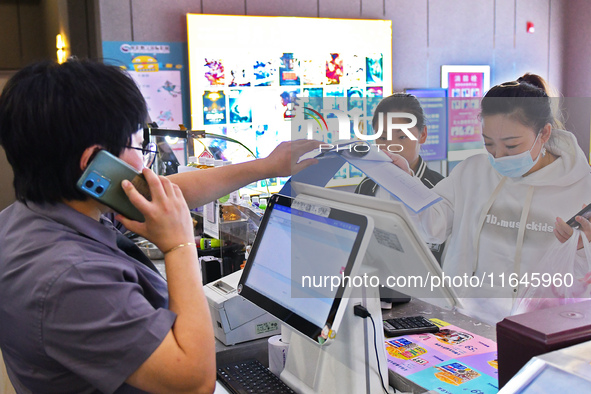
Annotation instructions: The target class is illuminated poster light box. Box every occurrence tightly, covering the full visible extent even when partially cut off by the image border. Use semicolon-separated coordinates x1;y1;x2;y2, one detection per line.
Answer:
441;65;490;164
187;14;392;191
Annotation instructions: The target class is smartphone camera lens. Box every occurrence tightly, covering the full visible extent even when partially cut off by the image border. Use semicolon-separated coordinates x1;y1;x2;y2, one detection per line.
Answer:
95;186;104;194
85;180;94;189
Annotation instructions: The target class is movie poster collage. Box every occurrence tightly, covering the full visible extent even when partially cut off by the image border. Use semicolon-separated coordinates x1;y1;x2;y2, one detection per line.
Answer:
199;52;385;185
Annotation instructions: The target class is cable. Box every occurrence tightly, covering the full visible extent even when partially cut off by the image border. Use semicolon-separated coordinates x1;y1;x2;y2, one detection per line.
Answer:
353;305;390;394
369;315;389;394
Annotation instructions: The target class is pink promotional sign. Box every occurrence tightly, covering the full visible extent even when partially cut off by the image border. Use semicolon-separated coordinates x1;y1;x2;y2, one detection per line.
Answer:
448;72;484;143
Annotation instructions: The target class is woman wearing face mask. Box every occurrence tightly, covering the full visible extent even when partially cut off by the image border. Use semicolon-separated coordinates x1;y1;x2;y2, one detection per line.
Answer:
387;75;591;324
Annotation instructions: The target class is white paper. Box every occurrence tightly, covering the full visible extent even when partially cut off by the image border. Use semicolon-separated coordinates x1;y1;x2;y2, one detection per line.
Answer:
289;139;441;213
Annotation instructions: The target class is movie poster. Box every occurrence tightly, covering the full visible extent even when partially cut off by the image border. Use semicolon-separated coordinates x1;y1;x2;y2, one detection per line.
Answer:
301;57;324;85
228;89;252;124
253;58;276;86
366;86;384;118
347;87;364;112
448;72;484;143
303;87;323;98
366;54;383;84
203;90;226;125
203;58;225;85
325;86;344;97
279;88;300;119
343;54;365;85
279;53;300;86
227;57;252;87
326;53;344;85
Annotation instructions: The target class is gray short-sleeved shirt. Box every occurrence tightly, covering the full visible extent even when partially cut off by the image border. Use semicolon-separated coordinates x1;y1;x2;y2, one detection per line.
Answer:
0;201;177;393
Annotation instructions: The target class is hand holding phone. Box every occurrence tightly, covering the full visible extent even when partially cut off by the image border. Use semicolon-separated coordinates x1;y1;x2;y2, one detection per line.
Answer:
77;150;151;222
118;166;196;255
566;204;591;228
78;150;195;253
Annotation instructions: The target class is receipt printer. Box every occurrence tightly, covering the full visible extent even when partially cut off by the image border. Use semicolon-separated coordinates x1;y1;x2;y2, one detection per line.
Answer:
205;269;280;345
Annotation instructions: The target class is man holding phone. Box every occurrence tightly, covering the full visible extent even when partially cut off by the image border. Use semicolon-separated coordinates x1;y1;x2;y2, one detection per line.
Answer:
0;59;320;393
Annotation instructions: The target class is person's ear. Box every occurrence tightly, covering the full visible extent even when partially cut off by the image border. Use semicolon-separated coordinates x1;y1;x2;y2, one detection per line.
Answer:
79;145;103;171
540;123;552;145
418;126;428;144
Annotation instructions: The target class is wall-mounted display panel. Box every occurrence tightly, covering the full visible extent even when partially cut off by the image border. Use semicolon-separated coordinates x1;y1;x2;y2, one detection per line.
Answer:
187;14;392;190
441;65;490;165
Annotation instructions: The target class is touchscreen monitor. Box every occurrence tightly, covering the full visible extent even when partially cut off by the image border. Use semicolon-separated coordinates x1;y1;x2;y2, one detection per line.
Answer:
238;193;370;345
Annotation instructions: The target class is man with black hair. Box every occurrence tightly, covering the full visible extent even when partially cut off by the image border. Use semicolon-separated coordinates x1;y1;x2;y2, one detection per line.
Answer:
0;58;319;394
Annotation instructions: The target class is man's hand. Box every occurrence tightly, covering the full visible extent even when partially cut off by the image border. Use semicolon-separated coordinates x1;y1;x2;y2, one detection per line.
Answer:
262;139;322;177
116;168;195;253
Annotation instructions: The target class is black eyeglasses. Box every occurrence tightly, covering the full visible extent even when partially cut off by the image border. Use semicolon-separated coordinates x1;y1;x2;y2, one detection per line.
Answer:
126;142;157;168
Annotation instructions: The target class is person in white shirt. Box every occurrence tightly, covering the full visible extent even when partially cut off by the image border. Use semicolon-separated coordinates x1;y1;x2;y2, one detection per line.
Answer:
386;75;591;324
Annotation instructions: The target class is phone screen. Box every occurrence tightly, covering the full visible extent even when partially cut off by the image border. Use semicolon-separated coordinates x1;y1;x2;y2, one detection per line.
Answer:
567;205;591;228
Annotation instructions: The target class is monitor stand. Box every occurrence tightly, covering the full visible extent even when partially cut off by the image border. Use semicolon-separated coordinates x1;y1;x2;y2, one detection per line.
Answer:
280;283;392;393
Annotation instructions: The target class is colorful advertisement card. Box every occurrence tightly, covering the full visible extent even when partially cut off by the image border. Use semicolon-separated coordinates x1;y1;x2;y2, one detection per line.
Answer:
128;70;183;129
385;337;450;377
409;359;499;394
458;352;499;379
386;322;498;393
102;41;190;130
414;324;496;359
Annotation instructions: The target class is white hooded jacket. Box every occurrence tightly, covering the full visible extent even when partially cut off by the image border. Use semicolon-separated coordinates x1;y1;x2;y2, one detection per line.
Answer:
378;130;591;324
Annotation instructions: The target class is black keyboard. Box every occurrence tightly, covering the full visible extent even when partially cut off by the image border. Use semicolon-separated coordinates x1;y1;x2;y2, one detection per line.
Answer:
383;315;440;337
217;359;295;394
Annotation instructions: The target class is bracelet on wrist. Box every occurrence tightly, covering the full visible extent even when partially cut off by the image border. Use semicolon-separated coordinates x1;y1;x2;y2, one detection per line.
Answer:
164;242;197;255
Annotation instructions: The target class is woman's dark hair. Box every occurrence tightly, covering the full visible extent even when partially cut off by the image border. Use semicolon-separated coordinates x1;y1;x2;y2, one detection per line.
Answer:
516;73;551;94
480;75;554;132
0;58;148;203
371;93;426;133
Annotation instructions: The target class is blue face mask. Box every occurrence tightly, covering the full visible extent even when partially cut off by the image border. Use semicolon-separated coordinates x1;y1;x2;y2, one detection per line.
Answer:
487;133;542;178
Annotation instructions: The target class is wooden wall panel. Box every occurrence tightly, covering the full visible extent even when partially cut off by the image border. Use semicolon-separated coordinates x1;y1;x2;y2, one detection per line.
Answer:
131;0;201;42
247;0;317;17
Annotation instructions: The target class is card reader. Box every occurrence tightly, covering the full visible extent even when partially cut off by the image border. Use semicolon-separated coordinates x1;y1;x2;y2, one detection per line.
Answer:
205;270;281;346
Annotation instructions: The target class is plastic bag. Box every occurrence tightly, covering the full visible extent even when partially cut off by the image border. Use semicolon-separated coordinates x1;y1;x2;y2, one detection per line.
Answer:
511;229;591;315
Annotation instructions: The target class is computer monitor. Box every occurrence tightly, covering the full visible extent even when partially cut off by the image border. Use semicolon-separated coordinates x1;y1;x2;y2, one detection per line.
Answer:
238;193;373;345
238;183;459;393
239;192;393;393
290;181;459;309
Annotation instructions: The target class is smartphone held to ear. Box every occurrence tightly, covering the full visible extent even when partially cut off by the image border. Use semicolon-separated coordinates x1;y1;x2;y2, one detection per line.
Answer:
566;204;591;228
77;150;151;222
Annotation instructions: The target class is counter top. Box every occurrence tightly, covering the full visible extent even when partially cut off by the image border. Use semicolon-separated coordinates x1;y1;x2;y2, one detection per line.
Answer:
213;297;495;393
382;298;495;340
383;298;495;393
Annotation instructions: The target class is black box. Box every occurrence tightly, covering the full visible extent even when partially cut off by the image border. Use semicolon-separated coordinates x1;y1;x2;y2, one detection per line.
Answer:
497;300;591;388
